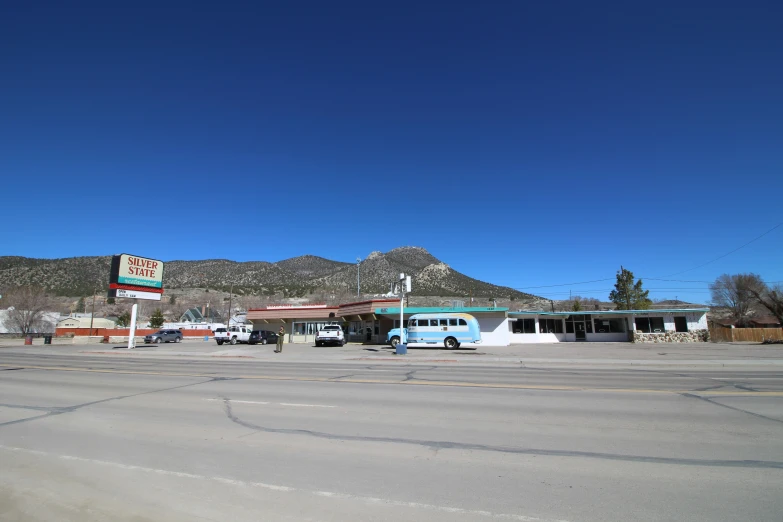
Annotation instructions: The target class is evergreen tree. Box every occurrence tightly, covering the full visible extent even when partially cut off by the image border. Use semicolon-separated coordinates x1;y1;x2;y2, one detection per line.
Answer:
609;266;651;310
76;296;86;313
572;299;583;311
169;295;176;305
149;308;165;329
116;311;131;328
107;297;115;304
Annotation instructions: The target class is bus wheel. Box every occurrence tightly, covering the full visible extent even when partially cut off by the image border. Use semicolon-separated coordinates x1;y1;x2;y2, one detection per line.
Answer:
444;337;458;349
390;336;399;348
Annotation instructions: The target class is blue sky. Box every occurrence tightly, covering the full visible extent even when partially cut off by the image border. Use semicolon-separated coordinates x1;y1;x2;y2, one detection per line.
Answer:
1;1;781;304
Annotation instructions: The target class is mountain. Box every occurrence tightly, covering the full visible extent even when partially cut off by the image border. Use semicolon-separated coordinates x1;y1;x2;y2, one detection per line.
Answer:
0;247;541;301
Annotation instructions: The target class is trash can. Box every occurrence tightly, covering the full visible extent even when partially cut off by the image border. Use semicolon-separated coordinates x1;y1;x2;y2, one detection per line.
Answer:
25;336;33;345
43;335;52;345
395;343;407;355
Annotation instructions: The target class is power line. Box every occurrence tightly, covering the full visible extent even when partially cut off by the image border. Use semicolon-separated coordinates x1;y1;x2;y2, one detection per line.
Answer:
660;222;783;277
510;278;615;289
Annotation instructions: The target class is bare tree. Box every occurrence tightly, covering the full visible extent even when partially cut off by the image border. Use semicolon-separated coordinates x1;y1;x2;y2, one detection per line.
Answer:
748;283;783;325
709;273;766;326
1;286;54;335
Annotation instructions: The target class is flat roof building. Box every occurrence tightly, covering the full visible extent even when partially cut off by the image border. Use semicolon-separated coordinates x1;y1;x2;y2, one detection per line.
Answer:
246;300;710;345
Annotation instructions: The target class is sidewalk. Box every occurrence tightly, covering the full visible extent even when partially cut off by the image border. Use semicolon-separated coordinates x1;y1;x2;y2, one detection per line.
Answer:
2;337;782;367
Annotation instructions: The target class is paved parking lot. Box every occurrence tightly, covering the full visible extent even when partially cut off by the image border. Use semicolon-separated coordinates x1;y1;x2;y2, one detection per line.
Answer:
2;337;782;367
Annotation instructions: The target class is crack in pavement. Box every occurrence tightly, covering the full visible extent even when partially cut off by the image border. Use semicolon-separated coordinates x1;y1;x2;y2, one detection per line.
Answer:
680;393;783;426
218;397;783;470
0;378;220;428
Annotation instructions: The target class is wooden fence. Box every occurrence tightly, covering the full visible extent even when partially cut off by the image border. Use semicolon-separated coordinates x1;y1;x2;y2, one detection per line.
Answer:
709;325;783;343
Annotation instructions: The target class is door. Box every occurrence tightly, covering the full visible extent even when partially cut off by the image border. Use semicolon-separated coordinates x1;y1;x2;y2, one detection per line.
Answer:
575;322;586;341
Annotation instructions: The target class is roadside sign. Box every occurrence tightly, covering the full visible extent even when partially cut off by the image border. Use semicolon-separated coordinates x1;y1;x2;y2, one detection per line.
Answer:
110;254;164;289
109;288;163;301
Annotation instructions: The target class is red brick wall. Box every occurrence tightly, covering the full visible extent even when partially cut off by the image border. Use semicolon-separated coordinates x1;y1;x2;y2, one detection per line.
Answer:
55;328;214;337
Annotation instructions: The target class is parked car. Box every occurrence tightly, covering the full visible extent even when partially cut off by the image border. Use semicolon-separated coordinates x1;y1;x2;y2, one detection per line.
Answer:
249;330;278;345
144;329;183;344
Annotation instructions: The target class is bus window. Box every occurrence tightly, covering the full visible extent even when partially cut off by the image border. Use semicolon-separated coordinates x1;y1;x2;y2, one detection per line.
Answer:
408;319;417;327
440;319;448;326
449;319;458;326
458;319;467;326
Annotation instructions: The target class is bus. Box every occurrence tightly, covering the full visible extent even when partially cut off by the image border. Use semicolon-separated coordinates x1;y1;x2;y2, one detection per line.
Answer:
405;313;482;349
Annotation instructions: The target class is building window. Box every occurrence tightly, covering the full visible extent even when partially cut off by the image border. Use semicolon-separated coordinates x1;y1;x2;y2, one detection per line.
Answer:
595;318;627;333
635;317;665;333
539;318;563;334
511;318;535;334
674;316;688;332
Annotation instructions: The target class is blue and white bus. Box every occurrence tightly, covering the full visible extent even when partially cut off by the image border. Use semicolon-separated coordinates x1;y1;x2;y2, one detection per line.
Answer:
405;313;482;349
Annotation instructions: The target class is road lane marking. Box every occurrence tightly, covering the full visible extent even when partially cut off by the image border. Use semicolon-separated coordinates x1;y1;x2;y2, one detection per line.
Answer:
206;399;270;405
1;364;782;396
204;399;336;408
0;444;569;522
279;403;336;408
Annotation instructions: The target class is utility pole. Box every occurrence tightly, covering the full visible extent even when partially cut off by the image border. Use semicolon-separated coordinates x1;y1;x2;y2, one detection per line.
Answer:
89;288;96;337
227;284;233;326
356;257;361;298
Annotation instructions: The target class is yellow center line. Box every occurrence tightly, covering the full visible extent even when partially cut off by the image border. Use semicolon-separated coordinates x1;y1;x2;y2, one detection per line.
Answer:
2;363;782;396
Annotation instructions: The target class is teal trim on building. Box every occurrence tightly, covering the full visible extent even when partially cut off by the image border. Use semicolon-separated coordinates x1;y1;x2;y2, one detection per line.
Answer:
509;308;708;317
376;307;508;315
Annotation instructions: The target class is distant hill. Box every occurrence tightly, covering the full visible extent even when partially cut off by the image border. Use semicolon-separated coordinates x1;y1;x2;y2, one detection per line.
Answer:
0;247;542;303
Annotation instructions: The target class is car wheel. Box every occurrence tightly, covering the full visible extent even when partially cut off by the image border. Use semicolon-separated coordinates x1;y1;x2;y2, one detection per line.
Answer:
230;337;237;345
261;339;267;345
339;341;344;347
155;337;162;344
216;340;224;345
444;337;458;349
175;337;181;343
389;336;400;348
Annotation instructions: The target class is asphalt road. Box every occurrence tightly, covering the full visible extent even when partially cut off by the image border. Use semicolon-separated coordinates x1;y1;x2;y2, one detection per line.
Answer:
1;351;782;521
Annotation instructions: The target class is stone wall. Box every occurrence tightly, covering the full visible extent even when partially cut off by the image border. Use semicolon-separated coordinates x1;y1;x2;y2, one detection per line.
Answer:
632;330;709;343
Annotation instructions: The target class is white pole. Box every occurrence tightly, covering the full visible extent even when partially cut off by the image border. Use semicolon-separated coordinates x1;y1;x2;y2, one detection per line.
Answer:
399;273;406;345
128;303;138;349
400;293;405;344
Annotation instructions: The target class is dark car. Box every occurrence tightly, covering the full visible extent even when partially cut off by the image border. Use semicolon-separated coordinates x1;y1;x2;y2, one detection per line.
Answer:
144;329;183;344
248;330;278;345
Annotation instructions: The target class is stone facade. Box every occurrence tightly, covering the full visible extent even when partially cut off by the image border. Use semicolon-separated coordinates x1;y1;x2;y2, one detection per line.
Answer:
632;330;709;343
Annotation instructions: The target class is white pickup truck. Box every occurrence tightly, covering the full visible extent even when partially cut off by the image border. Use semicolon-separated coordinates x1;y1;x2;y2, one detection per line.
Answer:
315;325;345;347
214;325;252;345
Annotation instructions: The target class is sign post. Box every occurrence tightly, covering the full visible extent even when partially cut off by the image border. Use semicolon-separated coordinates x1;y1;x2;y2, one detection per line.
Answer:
107;254;165;349
128;304;138;350
397;273;412;354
